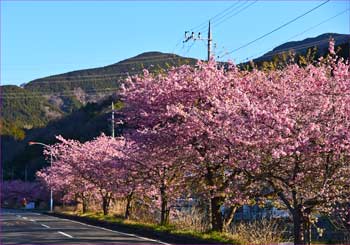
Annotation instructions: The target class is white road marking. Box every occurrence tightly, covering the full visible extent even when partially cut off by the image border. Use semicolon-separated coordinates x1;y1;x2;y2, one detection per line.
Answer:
41;224;50;228
29;219;36;222
55;216;171;245
22;217;28;219
58;231;73;238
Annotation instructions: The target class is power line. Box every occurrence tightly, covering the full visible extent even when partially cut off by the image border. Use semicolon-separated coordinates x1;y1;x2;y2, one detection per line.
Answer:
237;36;333;64
196;1;249;33
220;0;330;59
190;2;243;32
173;2;245;59
2;71;137;86
237;8;349;63
286;8;349;42
2;54;195;85
2;53;198;93
209;1;243;23
196;1;253;36
3;55;185;73
181;1;256;60
1;87;120;99
212;0;258;29
213;0;258;58
3;52;188;69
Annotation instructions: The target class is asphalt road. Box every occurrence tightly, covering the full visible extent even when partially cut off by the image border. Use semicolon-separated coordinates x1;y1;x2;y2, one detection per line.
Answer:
0;209;169;244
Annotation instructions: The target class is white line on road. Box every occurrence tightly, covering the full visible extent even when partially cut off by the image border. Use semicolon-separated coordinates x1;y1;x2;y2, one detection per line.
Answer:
56;217;171;245
41;224;50;228
29;219;36;222
22;217;28;219
58;231;73;238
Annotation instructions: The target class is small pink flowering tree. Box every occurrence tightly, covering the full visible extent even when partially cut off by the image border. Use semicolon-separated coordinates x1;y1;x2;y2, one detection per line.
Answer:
36;158;95;213
38;134;131;215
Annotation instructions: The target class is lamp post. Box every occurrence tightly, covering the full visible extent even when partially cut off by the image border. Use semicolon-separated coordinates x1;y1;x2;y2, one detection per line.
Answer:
28;141;53;212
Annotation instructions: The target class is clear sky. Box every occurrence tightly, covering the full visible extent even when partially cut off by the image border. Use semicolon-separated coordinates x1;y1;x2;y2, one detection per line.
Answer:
1;0;349;86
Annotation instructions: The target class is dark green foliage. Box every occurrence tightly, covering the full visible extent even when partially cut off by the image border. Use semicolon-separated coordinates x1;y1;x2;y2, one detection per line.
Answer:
1;85;63;137
2;96;120;181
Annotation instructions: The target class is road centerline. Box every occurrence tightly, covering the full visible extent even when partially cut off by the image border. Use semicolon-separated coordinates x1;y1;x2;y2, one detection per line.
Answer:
40;224;50;228
58;231;73;238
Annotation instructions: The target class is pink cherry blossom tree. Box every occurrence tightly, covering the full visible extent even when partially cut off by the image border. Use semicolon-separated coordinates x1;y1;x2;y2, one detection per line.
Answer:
227;49;350;244
36;156;95;213
37;134;132;215
119;62;255;229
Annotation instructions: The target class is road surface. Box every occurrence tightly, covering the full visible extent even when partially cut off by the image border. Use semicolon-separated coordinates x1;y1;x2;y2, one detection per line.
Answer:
1;209;169;244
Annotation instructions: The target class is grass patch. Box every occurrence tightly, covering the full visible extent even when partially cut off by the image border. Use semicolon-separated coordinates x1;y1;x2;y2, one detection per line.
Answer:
60;211;242;244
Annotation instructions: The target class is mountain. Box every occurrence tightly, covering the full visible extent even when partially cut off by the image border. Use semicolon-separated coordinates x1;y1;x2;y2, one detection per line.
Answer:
253;33;350;63
1;52;197;179
24;52;197;112
1;52;197;138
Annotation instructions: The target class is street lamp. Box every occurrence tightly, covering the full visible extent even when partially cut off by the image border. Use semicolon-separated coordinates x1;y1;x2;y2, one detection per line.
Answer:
28;141;53;212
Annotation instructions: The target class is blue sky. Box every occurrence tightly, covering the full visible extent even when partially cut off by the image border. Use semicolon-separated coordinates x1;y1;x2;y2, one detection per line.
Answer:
1;0;349;86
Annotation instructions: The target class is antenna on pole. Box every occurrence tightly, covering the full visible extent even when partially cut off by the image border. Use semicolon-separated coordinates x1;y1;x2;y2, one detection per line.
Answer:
111;102;115;138
183;21;213;61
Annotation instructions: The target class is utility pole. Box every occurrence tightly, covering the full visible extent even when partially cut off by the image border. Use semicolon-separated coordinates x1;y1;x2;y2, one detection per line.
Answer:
208;21;212;61
183;21;213;61
111;102;115;138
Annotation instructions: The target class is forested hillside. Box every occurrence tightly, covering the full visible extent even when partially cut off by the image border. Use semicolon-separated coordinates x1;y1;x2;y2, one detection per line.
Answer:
2;96;120;181
1;85;63;140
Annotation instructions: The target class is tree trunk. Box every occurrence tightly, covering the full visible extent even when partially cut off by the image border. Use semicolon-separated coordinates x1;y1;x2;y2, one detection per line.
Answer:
292;209;305;245
125;192;133;219
304;212;312;245
211;196;225;232
223;206;237;232
207;197;212;231
160;186;169;226
102;195;111;216
82;198;88;214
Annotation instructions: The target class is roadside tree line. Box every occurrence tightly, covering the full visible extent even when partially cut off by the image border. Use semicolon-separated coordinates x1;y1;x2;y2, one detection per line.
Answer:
37;40;350;245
